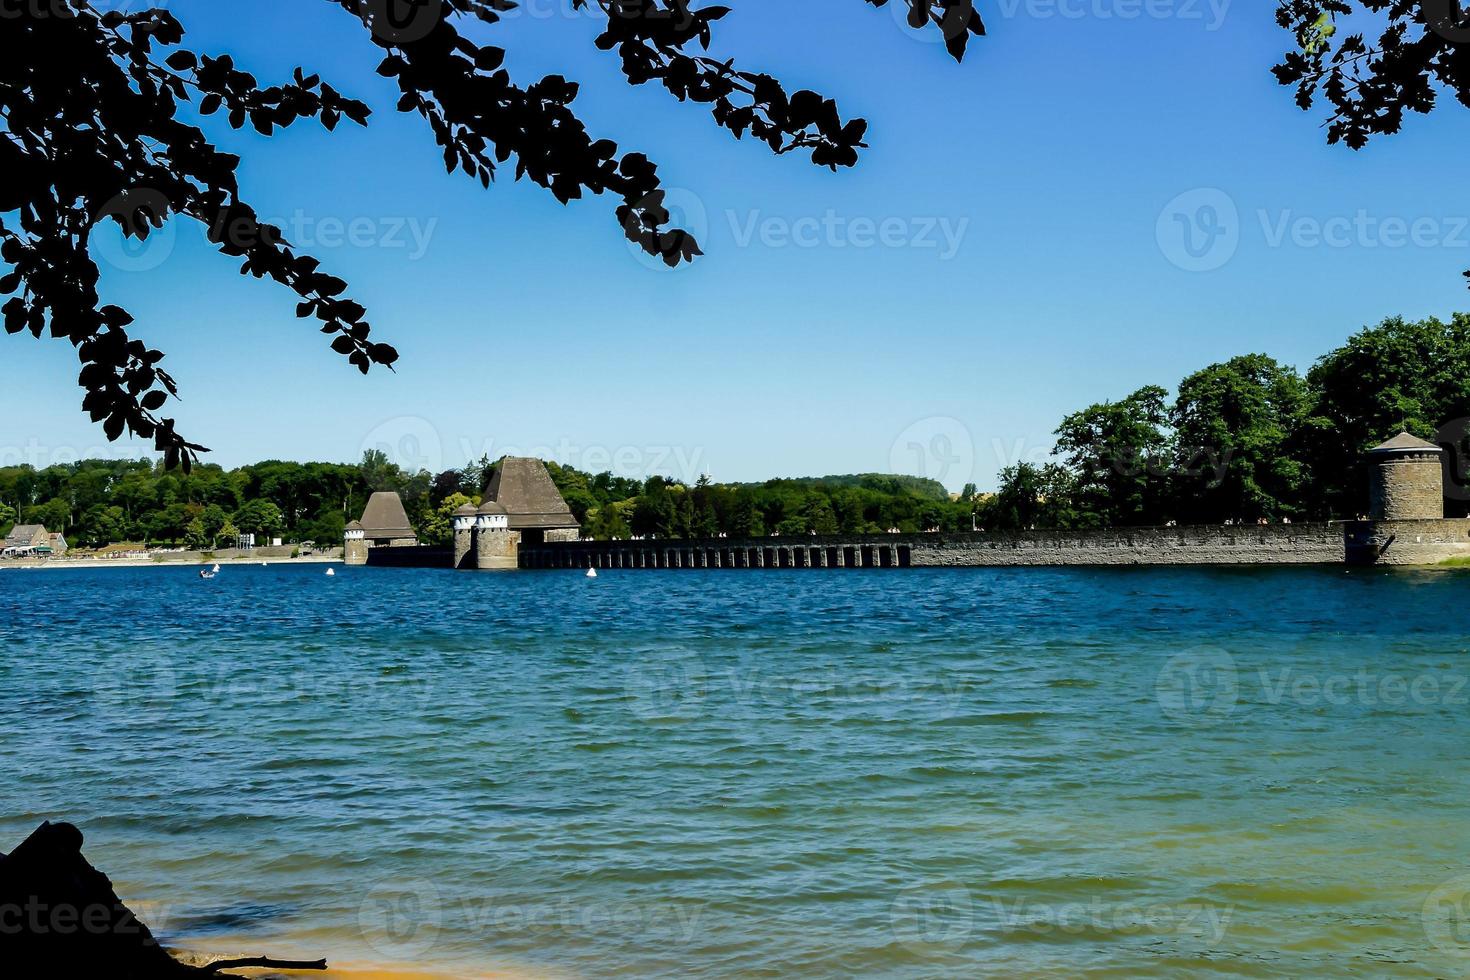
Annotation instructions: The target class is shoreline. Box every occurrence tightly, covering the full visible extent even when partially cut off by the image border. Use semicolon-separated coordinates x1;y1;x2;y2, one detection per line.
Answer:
0;555;343;571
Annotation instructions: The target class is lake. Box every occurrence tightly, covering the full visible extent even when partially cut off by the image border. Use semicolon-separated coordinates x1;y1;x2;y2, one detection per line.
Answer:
3;563;1469;977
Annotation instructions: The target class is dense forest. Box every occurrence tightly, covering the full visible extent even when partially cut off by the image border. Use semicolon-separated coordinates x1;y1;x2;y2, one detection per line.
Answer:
994;313;1470;530
4;314;1467;548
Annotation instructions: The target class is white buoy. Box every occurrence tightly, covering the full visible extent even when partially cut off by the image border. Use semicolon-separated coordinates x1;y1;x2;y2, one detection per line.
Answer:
326;567;336;576
586;567;597;578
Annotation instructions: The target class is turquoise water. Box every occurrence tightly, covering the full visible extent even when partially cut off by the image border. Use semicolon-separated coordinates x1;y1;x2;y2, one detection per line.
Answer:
4;564;1470;977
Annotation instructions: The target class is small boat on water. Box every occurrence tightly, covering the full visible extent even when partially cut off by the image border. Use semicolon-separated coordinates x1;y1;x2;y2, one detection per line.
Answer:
199;569;216;580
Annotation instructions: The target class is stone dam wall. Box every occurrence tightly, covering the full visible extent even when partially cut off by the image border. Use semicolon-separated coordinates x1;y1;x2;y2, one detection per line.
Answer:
1344;519;1470;565
357;521;1470;570
520;523;1350;569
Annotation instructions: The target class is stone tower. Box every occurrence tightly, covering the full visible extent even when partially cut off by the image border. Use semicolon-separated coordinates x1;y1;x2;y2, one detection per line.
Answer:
474;499;518;570
1366;432;1444;521
451;502;478;569
343;520;367;565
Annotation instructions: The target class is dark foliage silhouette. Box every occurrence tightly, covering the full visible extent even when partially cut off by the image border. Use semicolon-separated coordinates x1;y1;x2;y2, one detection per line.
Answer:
1274;0;1470;149
1274;1;1470;287
0;0;981;468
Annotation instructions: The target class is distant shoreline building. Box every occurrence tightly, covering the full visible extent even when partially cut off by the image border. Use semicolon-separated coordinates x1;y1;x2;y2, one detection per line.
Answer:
2;525;67;559
341;439;1470;570
344;491;420;564
346;456;580;568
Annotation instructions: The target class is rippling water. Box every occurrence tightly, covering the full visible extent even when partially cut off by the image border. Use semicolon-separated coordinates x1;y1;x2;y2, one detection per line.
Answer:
4;564;1470;977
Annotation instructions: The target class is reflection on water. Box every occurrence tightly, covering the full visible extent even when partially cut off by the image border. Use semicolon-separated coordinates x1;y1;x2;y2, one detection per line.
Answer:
3;564;1470;977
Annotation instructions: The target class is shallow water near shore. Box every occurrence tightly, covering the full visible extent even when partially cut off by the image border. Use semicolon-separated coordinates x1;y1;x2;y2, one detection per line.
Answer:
4;563;1470;976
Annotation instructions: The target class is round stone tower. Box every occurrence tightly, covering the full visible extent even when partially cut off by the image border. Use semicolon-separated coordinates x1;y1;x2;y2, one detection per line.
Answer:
451;502;479;570
474;500;518;570
1367;432;1444;521
343;520;367;565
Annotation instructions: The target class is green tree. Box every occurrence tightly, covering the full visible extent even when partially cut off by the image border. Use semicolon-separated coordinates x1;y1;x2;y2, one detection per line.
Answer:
990;463;1087;531
200;504;228;545
24;497;71;535
1302;314;1470;516
803;493;840;535
631;478;678;538
774;515;809;536
79;504;128;547
184;517;208;550
420;492;473;547
1171;354;1309;523
146;502;190;544
587;503;632;541
232;500;285;540
1054;386;1171;526
726;493;766;538
219;519;240;548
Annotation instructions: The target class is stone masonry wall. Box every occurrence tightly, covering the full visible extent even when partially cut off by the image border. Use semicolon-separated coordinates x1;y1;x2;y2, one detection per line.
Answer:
526;524;1347;568
1370;455;1444;521
908;524;1344;566
476;529;521;570
1345;518;1470;565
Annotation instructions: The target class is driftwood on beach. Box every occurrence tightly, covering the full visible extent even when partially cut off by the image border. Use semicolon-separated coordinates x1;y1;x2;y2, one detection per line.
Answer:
0;821;325;977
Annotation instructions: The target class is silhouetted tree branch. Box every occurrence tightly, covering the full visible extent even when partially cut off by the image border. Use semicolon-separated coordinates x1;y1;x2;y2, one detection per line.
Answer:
0;0;983;468
1274;1;1470;147
1273;1;1470;290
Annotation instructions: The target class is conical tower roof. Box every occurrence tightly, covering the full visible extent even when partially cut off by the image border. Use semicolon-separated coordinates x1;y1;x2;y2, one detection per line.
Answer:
358;491;417;540
483;457;578;530
1368;432;1441;456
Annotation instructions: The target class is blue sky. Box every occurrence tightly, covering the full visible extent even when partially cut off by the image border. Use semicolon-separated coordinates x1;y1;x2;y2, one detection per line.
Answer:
9;0;1470;489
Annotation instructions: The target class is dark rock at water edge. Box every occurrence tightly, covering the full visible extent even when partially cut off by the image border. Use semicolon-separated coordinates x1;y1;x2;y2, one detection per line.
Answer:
0;821;324;977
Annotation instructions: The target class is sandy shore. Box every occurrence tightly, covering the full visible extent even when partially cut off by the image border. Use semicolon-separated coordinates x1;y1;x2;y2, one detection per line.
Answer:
178;953;541;980
0;555;342;570
217;964;523;980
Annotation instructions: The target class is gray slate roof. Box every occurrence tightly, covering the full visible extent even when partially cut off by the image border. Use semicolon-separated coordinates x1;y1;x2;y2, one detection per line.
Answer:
357;492;418;540
483;457;579;530
1368;432;1442;455
4;525;47;548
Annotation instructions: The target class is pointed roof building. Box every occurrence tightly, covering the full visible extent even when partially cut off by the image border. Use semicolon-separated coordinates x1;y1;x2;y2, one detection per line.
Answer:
357;491;418;542
1367;432;1441;456
482;457;579;531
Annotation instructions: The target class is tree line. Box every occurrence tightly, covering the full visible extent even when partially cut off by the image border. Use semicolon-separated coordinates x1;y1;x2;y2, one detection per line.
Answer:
992;313;1470;530
0;450;977;550
4;313;1467;547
